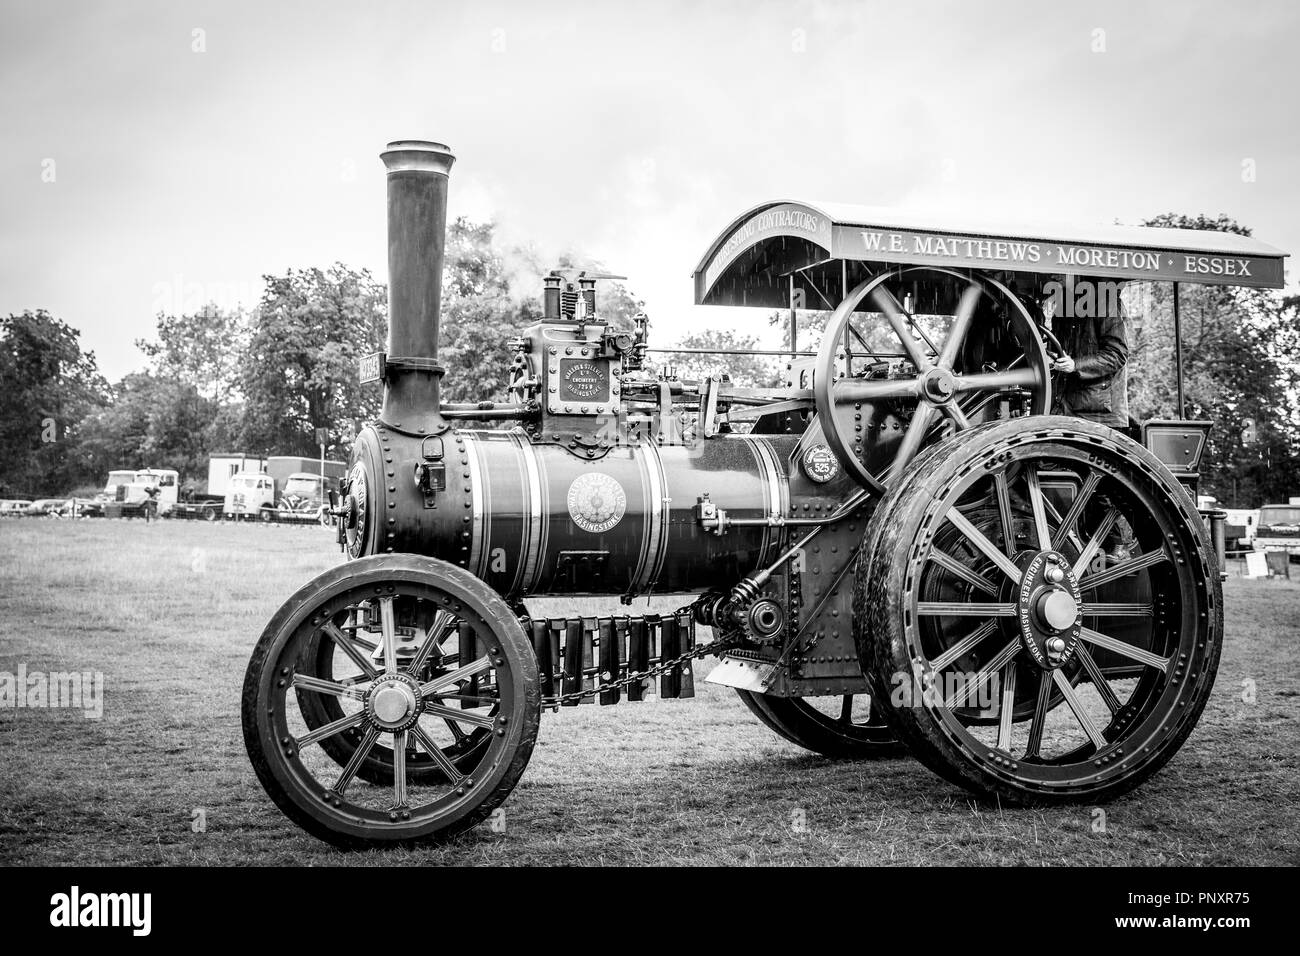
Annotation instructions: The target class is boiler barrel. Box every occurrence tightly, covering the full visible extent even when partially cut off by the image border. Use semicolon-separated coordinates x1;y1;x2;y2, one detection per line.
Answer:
347;426;796;596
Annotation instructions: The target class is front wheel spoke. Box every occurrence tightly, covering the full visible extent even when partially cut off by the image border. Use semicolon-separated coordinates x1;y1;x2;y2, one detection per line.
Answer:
1024;465;1053;552
1023;671;1053;760
1051;669;1107;750
423;702;495;729
943;639;1020;709
1081;602;1153;617
839;694;853;723
931;619;999;671
323;621;379;680
411;724;467;784
297;710;366;749
1079;626;1169;673
406;611;456;678
1075;645;1121;715
929;549;998;596
292;673;365;701
1051;471;1100;551
917;602;1015;617
1071;510;1121;578
996;662;1018;752
1081;549;1169;590
332;725;381;795
390;730;408;809
419;655;492;697
946;508;1023;582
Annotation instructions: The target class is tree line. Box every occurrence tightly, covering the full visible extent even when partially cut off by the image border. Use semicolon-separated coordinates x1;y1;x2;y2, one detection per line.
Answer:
2;212;1297;507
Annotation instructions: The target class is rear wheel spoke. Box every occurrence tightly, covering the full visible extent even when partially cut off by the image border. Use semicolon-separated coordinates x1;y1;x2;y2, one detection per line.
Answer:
947;508;1023;582
1081;602;1153;617
992;471;1017;558
1023;671;1053;760
1075;645;1121;715
917;602;1015;617
1051;471;1100;551
1024;465;1053;552
1079;626;1169;673
1081;549;1169;590
929;549;998;596
943;640;1019;709
931;620;999;671
1071;510;1120;577
996;661;1018;752
1052;669;1107;751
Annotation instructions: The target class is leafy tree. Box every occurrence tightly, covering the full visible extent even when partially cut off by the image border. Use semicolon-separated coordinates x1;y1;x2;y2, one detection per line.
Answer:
76;372;218;484
136;303;248;404
239;264;386;458
1128;213;1300;507
655;328;783;387
0;310;109;495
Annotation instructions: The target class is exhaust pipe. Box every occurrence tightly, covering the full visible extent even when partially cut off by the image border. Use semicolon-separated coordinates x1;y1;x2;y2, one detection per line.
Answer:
379;139;456;435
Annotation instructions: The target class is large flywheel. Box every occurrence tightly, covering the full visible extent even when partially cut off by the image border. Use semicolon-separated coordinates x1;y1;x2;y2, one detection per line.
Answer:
813;267;1052;494
855;417;1222;803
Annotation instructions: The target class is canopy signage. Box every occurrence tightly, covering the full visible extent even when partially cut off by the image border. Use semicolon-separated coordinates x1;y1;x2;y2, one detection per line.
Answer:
830;224;1284;289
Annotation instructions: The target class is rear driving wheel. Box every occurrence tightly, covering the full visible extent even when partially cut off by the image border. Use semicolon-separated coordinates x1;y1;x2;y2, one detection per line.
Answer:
736;690;901;757
858;417;1222;804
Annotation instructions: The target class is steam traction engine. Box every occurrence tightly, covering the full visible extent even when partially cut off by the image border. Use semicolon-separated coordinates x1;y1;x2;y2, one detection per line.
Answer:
242;140;1288;846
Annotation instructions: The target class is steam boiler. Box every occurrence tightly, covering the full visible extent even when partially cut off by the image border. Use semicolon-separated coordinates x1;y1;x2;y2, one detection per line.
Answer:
241;137;1282;846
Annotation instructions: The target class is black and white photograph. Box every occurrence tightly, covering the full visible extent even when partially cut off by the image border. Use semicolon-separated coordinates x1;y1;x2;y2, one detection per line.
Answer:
0;0;1295;934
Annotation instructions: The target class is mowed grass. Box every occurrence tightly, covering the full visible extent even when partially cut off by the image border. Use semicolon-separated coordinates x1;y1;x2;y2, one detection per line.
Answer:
0;519;1297;866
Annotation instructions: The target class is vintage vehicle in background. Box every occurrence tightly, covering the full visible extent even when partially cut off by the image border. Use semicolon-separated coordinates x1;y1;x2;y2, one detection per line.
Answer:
224;456;345;522
0;499;33;516
98;468;179;518
242;139;1288;847
1253;498;1300;557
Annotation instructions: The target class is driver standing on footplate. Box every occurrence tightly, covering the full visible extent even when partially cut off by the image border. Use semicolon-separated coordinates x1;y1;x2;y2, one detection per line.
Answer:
1045;275;1135;563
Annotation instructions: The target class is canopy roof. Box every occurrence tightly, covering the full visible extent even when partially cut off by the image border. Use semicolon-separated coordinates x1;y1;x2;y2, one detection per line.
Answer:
693;200;1288;308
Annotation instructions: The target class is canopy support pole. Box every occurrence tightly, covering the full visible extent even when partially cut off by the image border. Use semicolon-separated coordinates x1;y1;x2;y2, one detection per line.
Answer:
788;275;798;359
1172;281;1185;419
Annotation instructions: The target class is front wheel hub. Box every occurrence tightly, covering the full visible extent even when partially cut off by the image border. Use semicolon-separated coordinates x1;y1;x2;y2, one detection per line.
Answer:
365;673;423;731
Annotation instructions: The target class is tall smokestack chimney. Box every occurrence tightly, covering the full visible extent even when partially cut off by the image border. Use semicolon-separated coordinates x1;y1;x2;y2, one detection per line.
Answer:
380;139;456;434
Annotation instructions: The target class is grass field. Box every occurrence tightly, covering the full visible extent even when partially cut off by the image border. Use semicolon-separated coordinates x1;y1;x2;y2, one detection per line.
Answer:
1;519;1297;866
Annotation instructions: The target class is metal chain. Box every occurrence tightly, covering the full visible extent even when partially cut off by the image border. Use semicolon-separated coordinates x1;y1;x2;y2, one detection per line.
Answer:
539;599;741;708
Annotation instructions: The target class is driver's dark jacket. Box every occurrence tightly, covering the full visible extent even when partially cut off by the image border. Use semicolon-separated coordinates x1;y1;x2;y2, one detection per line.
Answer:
1051;306;1130;428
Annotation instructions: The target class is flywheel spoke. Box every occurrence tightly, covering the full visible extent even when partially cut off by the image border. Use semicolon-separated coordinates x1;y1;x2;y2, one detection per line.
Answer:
952;368;1039;393
870;285;934;371
936;282;982;370
835;377;921;403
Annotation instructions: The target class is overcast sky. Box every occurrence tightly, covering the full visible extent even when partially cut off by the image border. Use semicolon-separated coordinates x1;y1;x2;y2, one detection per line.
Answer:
2;0;1297;381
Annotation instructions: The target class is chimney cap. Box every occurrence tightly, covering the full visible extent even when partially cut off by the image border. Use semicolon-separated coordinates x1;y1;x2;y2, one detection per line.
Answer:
382;140;455;175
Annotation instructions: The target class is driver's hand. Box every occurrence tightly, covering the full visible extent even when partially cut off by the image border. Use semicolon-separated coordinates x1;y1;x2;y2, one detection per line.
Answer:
1052;354;1076;373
